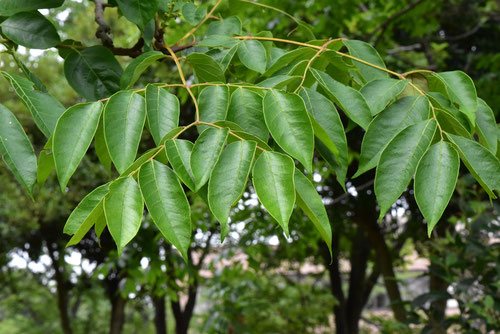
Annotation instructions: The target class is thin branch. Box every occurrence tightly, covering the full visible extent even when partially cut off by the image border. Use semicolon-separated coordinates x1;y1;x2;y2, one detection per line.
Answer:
178;0;223;44
371;0;427;46
94;0;113;48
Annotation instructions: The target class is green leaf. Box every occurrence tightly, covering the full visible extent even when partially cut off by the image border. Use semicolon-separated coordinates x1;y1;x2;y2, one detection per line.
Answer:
431;71;477;126
1;11;60;49
476;99;497;153
344;39;389;82
145;85;180;145
139;160;191;260
120;51;166;89
64;46;123;100
0;0;64;16
264;48;316;77
199;86;229;132
94;120;113;172
294;170;332;254
187;53;226;83
206;16;242;36
299;87;348;187
311;69;372;130
190;127;229;191
414;142;459;237
104;91;146;173
64;183;110;246
446;133;500;198
104;177;144;253
226;130;272;152
208;141;256;239
256;75;301;89
198;35;239;48
355;96;430;177
360;78;408;115
182;2;205;25
121;146;163;176
0;103;37;195
263;90;314;171
2;72;65;138
37;137;54;185
116;0;158;29
165;139;196;191
435;108;472;138
237;40;267;73
252;151;295;235
54;102;103;190
375;119;437;220
227;88;268;141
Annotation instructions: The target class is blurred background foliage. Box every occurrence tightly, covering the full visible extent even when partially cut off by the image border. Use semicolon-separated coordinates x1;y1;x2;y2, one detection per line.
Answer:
0;0;499;333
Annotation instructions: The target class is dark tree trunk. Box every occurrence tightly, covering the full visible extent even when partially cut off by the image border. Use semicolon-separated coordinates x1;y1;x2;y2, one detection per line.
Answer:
171;286;197;334
47;243;73;334
346;229;371;333
109;295;127;334
153;295;167;334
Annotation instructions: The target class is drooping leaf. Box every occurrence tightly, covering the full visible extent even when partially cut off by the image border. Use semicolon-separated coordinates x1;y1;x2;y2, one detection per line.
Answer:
121;147;163;176
252;151;295;235
0;0;64;16
294;170;332;254
446;133;500;198
208;141;256;239
475;99;498;153
360;78;408;115
375;119;437;220
299;87;348;187
198;86;229;132
355;96;430;177
263;90;314;171
139;160;191;260
64;183;110;239
104;177;144;253
0;104;37;195
227;88;268;141
115;0;158;29
190;127;229;191
165;139;196;191
53;102;103;190
237;40;267;74
2;72;65;138
0;11;60;49
311;69;372;130
145;85;180;145
344;39;389;82
430;71;477;126
435;108;472;138
414;142;459;237
264;47;316;77
120;51;166;89
256;75;301;89
198;35;239;48
64;46;123;100
104;91;146;173
187;53;226;83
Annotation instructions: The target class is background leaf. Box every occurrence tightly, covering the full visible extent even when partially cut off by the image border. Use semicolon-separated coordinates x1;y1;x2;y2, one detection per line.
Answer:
120;51;166;89
0;11;60;49
237;40;267;73
0;0;64;16
115;0;158;29
64;46;123;100
187;53;226;83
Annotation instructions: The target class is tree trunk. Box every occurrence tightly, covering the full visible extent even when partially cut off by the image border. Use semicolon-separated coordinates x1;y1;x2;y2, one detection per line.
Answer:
346;229;371;334
47;243;73;334
172;286;197;334
110;295;127;334
153;295;167;334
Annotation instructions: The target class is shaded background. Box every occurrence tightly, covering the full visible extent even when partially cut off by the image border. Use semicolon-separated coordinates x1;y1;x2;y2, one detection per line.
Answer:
0;0;499;333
